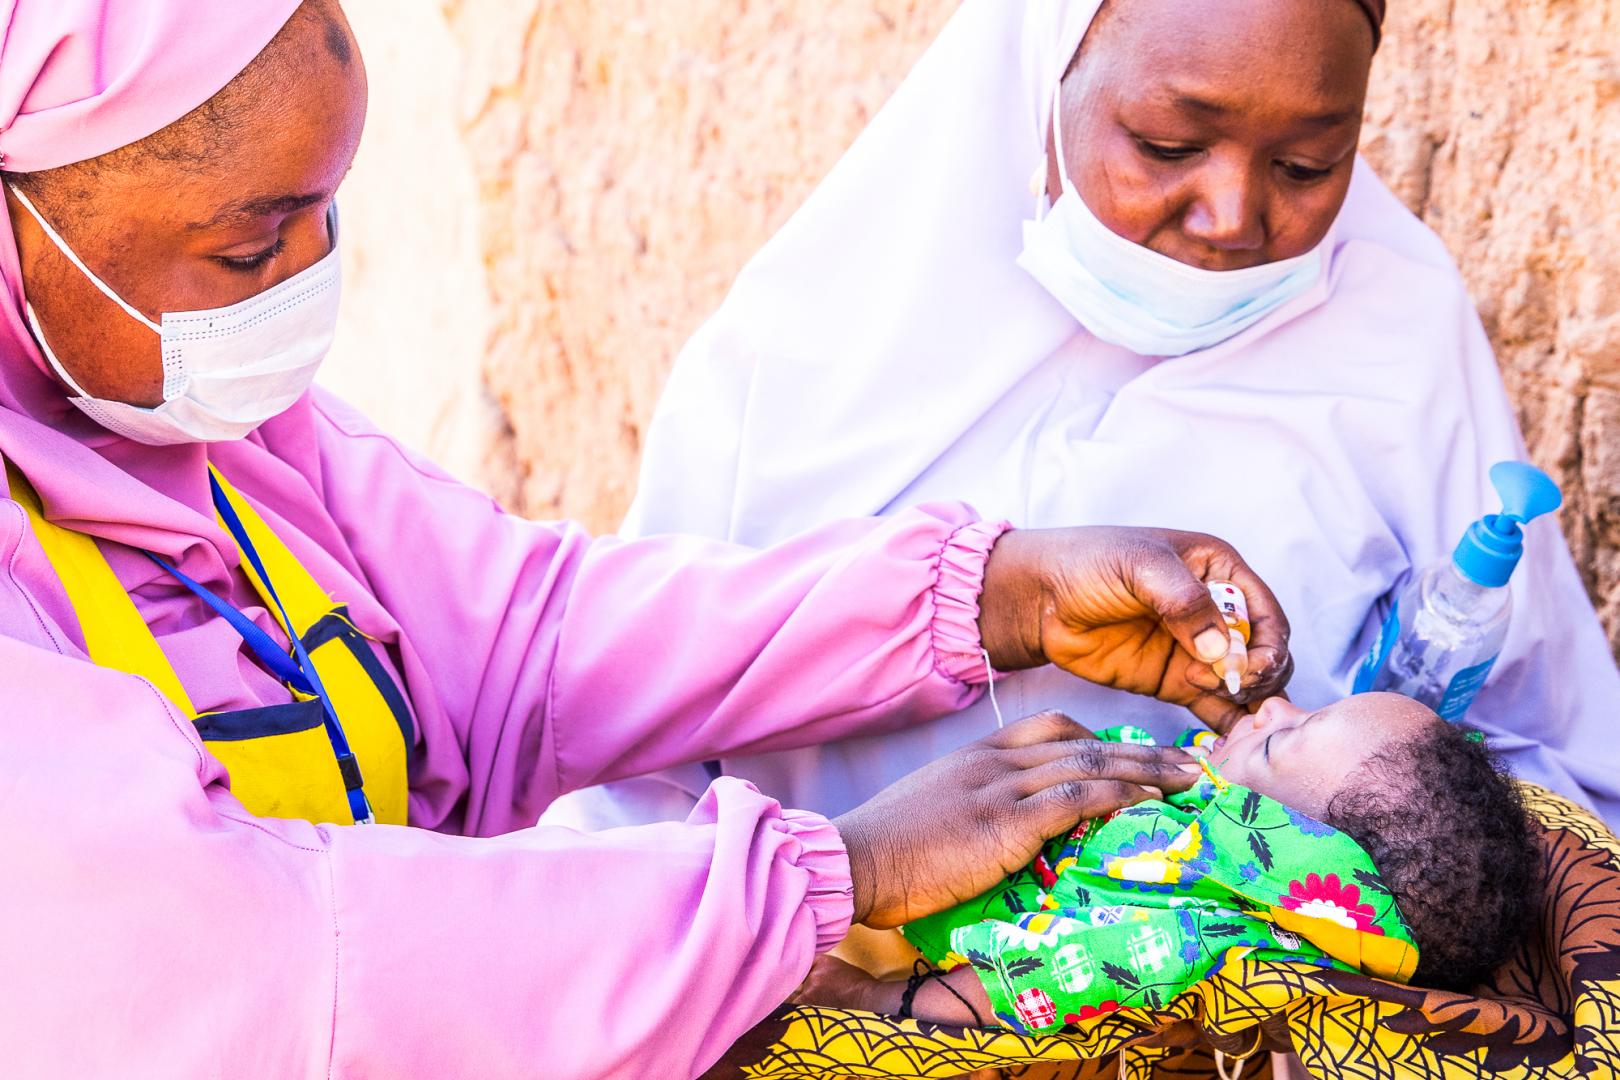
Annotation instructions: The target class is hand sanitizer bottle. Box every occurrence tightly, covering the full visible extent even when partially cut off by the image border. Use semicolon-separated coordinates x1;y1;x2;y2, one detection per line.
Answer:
1353;461;1563;720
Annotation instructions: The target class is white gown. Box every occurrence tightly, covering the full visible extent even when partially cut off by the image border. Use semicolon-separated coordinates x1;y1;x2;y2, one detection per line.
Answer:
543;0;1620;830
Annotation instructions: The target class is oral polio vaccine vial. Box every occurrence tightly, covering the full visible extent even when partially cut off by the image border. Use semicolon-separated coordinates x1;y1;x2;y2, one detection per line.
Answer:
1208;581;1250;696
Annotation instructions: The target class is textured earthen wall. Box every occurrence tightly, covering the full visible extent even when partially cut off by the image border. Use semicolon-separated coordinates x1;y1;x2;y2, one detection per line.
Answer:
321;0;499;490
440;0;958;522
1359;0;1620;646
327;0;1620;647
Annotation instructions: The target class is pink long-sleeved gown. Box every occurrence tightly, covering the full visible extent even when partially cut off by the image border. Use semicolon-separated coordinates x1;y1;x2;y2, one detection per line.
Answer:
0;392;1004;1079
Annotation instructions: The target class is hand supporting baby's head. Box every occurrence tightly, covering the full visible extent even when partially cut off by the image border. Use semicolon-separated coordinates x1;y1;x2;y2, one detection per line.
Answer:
1211;693;1538;990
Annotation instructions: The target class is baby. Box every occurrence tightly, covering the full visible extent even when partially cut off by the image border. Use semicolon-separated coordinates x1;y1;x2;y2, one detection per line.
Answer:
798;693;1539;1033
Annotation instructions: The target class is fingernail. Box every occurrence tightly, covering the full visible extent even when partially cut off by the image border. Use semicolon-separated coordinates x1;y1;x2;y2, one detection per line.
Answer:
1194;630;1228;663
1179;762;1204;774
1184;745;1211;759
1140;786;1164;800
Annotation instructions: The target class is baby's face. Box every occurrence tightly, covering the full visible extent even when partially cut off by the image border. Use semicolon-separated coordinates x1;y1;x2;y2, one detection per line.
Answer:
1206;693;1441;819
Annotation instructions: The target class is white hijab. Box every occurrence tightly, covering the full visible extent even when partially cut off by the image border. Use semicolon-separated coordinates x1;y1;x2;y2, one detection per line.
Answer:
618;0;1620;824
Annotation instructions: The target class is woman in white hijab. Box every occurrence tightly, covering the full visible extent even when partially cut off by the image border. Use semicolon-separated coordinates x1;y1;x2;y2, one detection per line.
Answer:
552;0;1620;831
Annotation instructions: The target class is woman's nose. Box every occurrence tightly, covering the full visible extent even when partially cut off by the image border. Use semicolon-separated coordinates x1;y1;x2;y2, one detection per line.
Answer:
1181;167;1266;262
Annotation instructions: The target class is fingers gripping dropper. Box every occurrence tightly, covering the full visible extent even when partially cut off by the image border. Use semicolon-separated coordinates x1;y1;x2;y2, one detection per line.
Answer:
1208;582;1251;696
1223;643;1247;696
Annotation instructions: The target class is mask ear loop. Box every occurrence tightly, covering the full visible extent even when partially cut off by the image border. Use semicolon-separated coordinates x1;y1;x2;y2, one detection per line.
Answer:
982;648;1005;729
7;183;162;333
21;303;96;398
1031;85;1071;222
1051;84;1076;194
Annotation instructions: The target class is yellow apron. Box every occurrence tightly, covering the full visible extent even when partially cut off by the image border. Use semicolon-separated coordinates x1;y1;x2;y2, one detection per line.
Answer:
5;462;412;826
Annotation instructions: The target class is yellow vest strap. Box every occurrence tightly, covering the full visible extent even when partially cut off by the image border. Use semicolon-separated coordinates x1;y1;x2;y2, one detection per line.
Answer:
4;462;197;718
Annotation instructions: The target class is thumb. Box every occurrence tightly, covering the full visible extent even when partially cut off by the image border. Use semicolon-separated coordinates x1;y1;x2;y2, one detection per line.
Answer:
1129;546;1230;665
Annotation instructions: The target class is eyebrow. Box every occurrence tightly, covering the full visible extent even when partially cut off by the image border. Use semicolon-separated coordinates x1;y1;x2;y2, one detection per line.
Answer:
1170;93;1360;129
189;192;328;230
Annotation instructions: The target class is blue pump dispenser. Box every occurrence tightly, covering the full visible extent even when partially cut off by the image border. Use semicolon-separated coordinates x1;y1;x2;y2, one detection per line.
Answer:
1452;462;1563;588
1355;461;1563;720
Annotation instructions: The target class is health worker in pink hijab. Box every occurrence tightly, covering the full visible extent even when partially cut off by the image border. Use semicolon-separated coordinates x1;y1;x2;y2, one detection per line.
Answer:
0;2;1294;1077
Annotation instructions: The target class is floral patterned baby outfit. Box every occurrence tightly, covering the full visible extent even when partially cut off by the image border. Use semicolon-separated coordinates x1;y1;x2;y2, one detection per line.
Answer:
902;728;1418;1035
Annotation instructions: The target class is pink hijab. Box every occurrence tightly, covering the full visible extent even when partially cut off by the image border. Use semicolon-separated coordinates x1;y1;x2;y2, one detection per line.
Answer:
0;1;410;722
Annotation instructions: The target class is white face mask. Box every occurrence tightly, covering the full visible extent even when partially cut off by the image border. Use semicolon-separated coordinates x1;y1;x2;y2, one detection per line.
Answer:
1017;89;1326;358
8;183;341;445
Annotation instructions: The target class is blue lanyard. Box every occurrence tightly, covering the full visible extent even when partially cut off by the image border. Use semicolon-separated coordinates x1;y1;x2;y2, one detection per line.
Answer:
144;475;374;825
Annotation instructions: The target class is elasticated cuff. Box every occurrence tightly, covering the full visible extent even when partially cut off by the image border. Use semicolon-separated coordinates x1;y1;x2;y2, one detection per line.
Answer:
780;808;856;953
930;520;1013;685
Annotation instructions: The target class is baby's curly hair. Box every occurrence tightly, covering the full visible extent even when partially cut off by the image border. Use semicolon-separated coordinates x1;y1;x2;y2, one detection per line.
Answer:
1323;722;1540;991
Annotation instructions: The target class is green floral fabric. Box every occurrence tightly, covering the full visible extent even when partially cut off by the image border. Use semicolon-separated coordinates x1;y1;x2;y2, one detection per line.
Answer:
902;727;1417;1036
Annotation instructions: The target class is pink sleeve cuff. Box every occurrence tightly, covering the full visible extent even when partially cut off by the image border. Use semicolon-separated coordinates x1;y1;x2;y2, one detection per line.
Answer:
780;808;855;953
930;519;1012;686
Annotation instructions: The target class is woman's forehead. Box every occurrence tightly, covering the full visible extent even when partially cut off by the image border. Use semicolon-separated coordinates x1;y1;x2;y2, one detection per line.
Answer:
77;4;367;231
1088;0;1373;47
1078;0;1374;105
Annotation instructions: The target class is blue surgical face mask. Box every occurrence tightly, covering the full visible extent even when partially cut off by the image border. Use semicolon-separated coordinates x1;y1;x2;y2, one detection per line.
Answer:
1017;89;1326;358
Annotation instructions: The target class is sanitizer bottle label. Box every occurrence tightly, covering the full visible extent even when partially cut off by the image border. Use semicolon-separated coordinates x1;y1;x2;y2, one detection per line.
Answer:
1436;657;1498;721
1353;599;1401;694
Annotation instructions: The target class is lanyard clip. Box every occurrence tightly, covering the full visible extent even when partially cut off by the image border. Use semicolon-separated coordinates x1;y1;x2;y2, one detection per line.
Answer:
335;753;375;825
